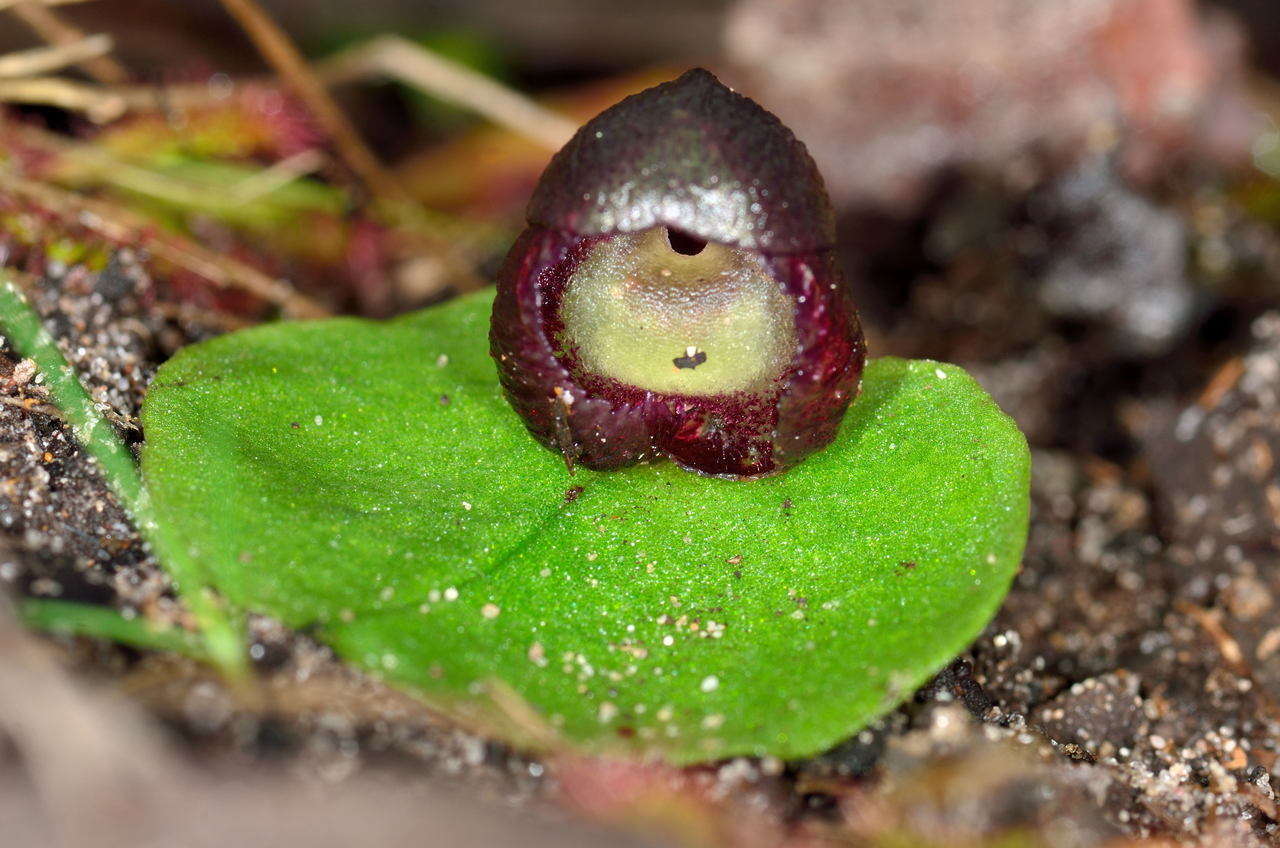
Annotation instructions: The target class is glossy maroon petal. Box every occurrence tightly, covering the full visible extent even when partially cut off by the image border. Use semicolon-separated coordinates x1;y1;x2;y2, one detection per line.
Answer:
490;69;865;478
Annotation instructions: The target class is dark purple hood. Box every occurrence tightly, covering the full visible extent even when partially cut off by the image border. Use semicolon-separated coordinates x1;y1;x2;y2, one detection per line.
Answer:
528;68;835;254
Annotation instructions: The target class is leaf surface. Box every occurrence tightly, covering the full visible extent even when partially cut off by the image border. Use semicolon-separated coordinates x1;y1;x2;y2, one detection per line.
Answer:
141;290;1029;762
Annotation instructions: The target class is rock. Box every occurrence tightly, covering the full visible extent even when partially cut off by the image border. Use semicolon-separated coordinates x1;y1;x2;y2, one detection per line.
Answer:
1031;671;1147;757
855;706;1123;845
725;0;1255;214
1147;312;1280;552
1144;312;1280;699
1027;160;1196;356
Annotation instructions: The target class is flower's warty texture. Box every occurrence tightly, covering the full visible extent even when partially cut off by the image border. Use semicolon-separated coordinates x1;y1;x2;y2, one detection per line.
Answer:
490;68;865;478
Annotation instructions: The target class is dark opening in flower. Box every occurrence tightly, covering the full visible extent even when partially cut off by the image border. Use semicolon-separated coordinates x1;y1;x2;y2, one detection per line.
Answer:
491;69;865;478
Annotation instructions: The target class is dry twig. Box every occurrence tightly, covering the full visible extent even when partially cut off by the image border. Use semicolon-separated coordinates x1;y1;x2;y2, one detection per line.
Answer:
212;0;497;294
226;148;326;202
0;76;123;121
322;35;576;151
0;394;64;420
5;0;127;84
1175;601;1249;677
214;0;403;205
0;33;113;79
1197;357;1245;410
0;0;98;8
104;50;576;152
150;301;256;333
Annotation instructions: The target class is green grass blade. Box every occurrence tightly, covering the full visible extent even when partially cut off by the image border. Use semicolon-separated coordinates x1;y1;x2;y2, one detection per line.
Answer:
0;274;245;674
20;598;210;659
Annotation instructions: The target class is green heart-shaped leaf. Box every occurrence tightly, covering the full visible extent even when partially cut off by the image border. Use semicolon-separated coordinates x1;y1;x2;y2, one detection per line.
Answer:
141;290;1029;762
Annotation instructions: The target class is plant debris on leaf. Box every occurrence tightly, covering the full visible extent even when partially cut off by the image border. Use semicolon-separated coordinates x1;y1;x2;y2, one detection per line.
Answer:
140;289;1029;762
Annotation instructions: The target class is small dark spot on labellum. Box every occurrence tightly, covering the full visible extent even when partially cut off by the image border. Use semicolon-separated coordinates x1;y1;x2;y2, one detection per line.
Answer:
673;347;707;370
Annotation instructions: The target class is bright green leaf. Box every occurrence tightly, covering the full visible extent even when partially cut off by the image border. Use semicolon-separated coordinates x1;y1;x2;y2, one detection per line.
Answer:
140;290;1029;763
